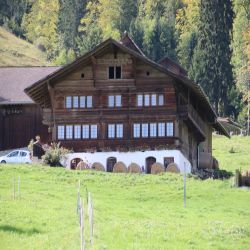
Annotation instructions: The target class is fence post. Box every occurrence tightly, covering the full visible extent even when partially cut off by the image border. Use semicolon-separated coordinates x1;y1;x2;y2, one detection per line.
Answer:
77;180;81;214
88;192;93;246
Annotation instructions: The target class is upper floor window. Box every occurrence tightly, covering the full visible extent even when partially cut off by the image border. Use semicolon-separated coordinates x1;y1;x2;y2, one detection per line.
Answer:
150;123;157;137
109;66;121;79
158;123;165;137
137;93;164;107
74;125;81;139
166;122;174;137
141;123;149;138
108;95;122;107
66;125;73;139
65;95;92;109
90;125;98;139
57;125;65;139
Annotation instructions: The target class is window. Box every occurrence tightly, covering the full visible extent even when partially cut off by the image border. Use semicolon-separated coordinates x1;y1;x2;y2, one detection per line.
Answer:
166;122;174;136
116;124;123;138
109;66;122;79
150;123;157;137
151;94;157;106
133;124;140;138
158;123;165;137
73;96;79;108
66;125;73;139
108;124;115;138
8;151;19;157
108;95;122;107
57;125;65;139
90;125;97;139
109;66;115;79
144;94;150;106
158;94;164;106
80;96;86;108
115;95;122;107
137;94;143;106
20;151;27;157
108;95;115;107
82;125;89;139
74;125;81;139
87;96;92;108
141;123;149;138
65;96;72;108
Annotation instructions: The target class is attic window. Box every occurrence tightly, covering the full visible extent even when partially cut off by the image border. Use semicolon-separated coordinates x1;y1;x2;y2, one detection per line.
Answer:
81;73;85;78
109;66;121;79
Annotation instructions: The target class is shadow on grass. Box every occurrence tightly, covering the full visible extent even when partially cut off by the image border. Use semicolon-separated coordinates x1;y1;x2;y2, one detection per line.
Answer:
0;225;41;235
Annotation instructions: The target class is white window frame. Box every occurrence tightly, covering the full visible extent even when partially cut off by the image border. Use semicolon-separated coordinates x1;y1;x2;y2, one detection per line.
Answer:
141;123;149;138
137;94;143;107
150;123;157;137
133;124;141;138
79;96;86;108
73;96;79;108
65;96;72;108
57;125;65;140
74;125;81;139
66;125;73;139
82;125;90;139
108;95;115;107
166;122;174;137
108;124;115;138
151;94;157;106
158;123;165;137
90;125;97;139
144;94;150;106
158;94;164;106
116;124;123;138
115;95;122;107
86;96;92;108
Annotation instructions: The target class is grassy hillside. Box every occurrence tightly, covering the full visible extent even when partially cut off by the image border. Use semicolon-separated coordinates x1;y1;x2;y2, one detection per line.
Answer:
0;27;49;66
0;136;249;250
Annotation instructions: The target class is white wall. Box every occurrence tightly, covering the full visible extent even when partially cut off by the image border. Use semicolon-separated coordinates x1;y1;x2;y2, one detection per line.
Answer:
64;149;191;173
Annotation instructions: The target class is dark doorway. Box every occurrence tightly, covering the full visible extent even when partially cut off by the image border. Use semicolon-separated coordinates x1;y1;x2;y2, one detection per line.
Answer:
146;157;156;174
107;157;117;172
164;157;174;170
70;158;82;170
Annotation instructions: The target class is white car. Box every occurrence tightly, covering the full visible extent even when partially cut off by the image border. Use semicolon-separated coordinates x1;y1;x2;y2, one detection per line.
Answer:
0;150;32;164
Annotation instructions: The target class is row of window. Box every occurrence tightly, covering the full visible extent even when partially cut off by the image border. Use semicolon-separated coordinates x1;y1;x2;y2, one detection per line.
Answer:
65;93;165;109
57;122;174;140
65;96;93;109
133;122;174;138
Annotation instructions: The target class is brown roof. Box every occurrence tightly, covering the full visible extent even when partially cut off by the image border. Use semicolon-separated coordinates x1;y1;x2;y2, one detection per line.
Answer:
0;66;60;105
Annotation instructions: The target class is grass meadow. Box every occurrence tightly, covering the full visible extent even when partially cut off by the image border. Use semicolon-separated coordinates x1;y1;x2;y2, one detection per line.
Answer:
0;136;250;250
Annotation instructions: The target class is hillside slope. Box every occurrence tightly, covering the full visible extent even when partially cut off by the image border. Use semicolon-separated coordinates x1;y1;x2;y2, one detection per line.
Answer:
0;27;49;66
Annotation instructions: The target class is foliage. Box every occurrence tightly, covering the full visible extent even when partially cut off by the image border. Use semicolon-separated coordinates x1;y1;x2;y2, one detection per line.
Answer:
0;136;250;249
42;142;72;167
190;0;234;116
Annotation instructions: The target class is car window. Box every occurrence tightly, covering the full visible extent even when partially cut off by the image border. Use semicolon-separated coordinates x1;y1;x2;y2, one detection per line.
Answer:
20;151;27;157
8;151;19;157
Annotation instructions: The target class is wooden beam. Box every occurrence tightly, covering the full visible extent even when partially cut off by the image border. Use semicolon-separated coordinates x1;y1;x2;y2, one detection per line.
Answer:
91;56;97;87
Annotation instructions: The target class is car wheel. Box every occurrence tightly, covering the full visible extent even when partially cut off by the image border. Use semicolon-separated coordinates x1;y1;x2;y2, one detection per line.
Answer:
1;160;6;163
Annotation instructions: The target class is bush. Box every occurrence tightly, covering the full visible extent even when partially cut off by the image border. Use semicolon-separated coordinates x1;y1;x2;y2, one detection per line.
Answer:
42;142;72;167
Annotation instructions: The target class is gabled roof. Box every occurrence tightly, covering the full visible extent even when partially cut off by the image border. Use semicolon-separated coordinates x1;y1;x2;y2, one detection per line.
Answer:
24;37;229;137
0;66;60;105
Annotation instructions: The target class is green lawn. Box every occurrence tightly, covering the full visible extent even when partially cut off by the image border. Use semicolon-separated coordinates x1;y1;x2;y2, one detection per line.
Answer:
0;136;250;250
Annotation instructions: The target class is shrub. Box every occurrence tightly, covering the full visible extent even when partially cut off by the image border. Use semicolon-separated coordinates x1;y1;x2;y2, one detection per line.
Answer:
42;142;72;167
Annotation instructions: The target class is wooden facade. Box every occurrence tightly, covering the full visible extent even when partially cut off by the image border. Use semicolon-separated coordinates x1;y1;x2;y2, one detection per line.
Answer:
25;35;229;170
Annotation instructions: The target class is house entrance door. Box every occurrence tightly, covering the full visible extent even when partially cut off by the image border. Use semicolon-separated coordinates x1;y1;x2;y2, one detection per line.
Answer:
146;157;156;174
107;157;117;172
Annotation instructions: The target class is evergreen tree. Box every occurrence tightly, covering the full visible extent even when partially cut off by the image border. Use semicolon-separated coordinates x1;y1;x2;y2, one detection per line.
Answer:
191;0;234;116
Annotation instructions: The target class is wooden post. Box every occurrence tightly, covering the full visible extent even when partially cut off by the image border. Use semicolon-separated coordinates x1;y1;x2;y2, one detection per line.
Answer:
183;163;186;208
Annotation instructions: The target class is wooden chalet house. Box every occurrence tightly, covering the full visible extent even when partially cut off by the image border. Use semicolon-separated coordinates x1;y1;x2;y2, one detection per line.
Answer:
25;34;229;173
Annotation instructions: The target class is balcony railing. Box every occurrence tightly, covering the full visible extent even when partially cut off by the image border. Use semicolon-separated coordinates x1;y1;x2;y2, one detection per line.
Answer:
179;104;206;139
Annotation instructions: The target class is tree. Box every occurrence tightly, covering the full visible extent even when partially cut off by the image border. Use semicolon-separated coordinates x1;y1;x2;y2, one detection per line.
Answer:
191;0;234;116
21;0;59;60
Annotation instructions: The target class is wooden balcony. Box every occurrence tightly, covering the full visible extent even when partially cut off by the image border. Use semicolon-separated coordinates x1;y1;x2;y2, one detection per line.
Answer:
179;104;206;140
